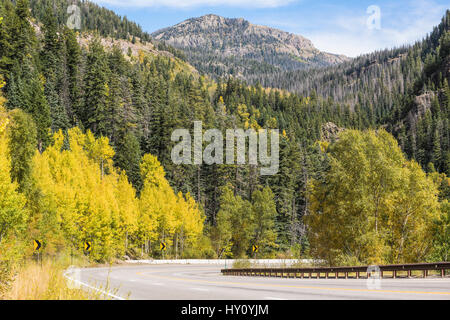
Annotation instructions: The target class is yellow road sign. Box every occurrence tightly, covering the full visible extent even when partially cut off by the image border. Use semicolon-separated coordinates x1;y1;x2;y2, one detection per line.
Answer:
84;241;92;252
160;242;167;251
34;240;42;251
252;245;259;253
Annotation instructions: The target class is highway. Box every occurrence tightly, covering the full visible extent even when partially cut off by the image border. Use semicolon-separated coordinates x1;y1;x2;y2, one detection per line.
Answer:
73;264;450;300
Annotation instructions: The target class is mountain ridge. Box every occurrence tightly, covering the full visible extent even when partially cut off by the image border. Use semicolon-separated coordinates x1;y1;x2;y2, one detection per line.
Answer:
152;14;349;80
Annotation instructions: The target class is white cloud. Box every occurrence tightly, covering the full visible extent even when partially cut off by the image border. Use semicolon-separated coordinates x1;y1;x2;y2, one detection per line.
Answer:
304;0;448;57
93;0;297;8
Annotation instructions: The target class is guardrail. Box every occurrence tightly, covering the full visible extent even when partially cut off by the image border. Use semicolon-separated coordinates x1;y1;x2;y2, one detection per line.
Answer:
221;262;450;279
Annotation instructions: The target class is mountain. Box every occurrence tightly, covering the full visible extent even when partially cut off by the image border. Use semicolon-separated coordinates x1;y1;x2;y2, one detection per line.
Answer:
1;0;449;264
152;14;349;80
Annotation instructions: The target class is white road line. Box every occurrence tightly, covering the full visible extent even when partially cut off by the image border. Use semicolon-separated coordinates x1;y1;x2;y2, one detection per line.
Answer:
191;288;210;292
152;282;165;286
265;296;287;300
63;270;126;300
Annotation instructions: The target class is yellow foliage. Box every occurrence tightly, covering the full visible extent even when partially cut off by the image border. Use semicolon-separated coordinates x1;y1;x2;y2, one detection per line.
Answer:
139;155;204;254
0;100;28;289
32;129;137;261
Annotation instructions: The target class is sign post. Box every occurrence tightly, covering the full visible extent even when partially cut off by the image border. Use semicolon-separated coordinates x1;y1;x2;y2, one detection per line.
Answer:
252;244;259;258
34;240;42;266
160;242;166;259
84;241;92;256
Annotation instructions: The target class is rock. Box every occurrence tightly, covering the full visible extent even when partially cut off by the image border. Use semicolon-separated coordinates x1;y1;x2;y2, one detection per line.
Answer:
321;122;345;142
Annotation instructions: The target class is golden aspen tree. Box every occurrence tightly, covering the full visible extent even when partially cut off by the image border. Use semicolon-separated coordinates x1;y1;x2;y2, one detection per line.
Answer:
0;83;28;291
32;128;137;261
115;172;138;253
138;154;165;251
139;154;204;257
0;93;27;254
174;192;204;257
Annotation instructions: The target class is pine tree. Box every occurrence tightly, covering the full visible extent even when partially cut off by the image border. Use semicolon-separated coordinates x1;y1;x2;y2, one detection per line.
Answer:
41;7;69;131
83;39;109;135
7;109;37;193
63;27;82;126
114;131;142;192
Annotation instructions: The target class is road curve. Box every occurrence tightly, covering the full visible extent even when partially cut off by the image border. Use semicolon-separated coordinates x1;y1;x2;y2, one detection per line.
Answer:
75;264;450;300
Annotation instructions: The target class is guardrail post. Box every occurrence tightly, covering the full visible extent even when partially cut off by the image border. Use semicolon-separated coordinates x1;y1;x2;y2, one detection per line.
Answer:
393;270;397;279
356;271;359;279
441;269;445;278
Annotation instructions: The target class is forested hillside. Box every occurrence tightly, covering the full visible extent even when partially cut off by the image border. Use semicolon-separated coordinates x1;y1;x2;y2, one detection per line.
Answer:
255;11;450;174
0;0;448;277
30;0;152;43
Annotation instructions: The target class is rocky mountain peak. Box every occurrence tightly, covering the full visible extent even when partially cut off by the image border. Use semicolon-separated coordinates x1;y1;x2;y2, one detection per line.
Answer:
152;14;349;80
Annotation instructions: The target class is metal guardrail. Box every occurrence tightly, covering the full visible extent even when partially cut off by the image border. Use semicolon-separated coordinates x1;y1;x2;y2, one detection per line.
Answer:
221;262;450;279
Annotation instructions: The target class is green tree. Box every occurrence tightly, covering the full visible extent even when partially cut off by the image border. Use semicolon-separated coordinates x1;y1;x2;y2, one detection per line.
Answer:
7;109;37;193
307;129;441;265
214;186;255;258
63;27;82;126
40;7;69;131
252;186;278;256
114;131;142;192
83;39;109;135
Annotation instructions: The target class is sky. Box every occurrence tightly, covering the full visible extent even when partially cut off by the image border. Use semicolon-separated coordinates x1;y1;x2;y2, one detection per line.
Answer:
91;0;449;57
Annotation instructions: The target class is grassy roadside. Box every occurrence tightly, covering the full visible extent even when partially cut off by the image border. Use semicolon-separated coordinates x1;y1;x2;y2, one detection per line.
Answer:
0;255;113;300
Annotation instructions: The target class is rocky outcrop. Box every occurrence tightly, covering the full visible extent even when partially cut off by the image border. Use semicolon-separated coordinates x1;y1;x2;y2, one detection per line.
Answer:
321;122;345;142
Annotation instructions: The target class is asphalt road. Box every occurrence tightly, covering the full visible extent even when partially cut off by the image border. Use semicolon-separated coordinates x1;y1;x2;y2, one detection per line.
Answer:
74;264;450;300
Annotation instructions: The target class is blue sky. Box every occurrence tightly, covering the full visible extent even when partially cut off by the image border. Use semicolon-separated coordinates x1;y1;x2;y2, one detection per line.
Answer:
92;0;449;57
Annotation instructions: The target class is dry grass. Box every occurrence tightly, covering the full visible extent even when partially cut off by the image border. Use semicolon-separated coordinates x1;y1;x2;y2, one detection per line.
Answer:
2;260;104;300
